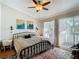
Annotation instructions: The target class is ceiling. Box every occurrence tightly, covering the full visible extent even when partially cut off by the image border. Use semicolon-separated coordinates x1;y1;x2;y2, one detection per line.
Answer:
0;0;79;20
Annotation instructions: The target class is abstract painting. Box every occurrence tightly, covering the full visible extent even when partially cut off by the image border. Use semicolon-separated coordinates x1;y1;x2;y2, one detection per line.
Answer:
26;21;34;29
16;19;25;29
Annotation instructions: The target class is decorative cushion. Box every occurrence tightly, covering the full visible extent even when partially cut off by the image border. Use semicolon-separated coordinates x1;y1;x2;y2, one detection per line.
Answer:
24;34;31;39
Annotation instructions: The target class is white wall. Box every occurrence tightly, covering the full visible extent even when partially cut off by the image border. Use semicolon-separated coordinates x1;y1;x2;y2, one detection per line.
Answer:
1;4;43;40
0;4;1;40
36;20;44;36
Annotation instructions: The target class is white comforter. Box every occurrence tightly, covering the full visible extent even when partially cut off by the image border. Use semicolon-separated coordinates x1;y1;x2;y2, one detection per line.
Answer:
14;36;43;59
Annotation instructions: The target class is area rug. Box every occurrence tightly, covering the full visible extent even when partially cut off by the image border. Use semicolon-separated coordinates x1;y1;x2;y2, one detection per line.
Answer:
32;49;57;59
32;48;72;59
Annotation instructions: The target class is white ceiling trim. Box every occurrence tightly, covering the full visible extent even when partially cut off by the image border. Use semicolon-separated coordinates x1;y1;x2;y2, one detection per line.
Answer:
0;0;79;20
43;5;79;21
0;2;36;19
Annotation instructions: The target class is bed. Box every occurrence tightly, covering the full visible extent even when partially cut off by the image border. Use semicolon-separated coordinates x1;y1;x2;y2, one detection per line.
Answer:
12;32;52;59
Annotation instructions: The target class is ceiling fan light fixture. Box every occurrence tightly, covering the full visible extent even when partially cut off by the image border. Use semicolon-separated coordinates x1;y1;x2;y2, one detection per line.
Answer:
28;0;50;12
35;5;43;11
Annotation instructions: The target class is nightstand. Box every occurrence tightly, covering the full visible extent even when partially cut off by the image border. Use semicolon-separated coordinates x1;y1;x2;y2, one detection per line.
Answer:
2;40;12;51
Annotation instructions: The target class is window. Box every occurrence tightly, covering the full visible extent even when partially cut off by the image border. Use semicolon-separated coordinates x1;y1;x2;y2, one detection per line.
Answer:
59;16;79;48
43;21;54;44
74;16;79;44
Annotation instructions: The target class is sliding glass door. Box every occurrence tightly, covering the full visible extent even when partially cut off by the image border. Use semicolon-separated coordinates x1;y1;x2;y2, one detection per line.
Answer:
59;16;79;48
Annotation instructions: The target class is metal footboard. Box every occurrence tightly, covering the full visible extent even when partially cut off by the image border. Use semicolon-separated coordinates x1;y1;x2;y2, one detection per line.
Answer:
20;40;51;59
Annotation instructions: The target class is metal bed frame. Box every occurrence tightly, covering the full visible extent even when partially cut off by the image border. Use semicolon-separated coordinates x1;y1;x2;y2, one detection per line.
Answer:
13;32;52;59
20;40;51;59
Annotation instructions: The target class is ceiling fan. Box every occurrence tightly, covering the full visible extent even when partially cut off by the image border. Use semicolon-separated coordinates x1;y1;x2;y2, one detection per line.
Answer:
28;0;51;12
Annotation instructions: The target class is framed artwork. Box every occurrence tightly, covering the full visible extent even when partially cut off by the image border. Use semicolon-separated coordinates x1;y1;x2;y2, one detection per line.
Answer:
16;19;25;29
26;21;34;29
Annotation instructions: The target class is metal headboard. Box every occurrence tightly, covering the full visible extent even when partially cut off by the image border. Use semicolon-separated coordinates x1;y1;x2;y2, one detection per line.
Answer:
13;32;36;39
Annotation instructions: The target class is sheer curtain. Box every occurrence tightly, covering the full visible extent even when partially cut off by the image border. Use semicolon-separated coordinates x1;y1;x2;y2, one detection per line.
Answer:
43;21;54;44
59;16;79;48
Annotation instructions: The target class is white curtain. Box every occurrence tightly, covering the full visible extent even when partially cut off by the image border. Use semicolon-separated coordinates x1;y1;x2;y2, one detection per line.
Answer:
43;21;54;44
59;16;79;48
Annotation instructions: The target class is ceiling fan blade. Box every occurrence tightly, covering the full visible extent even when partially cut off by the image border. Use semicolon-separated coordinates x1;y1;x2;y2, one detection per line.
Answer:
42;1;50;6
38;0;41;4
28;7;35;8
32;0;37;4
43;7;48;10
